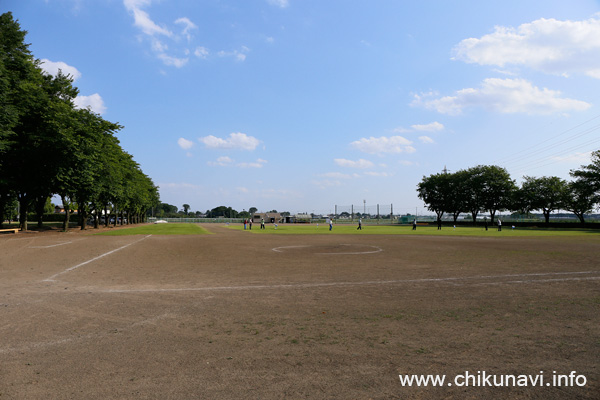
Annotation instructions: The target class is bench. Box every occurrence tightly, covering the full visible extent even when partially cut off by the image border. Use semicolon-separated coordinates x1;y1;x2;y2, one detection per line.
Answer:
0;228;19;234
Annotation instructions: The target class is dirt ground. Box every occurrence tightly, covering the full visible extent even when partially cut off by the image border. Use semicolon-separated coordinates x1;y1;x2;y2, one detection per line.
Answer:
0;224;599;399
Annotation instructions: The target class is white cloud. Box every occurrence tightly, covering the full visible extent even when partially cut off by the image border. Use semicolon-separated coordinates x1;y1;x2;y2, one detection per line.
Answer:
364;171;392;177
218;46;250;62
392;122;445;133
195;46;209;59
392;127;411;133
393;122;444;133
350;136;415;155
551;151;593;163
419;136;435;144
208;156;267;168
39;59;82;81
123;0;199;68
199;132;260;150
413;78;590;115
267;0;289;8
334;158;374;169
40;60;107;114
453;16;600;78
74;94;106;114
123;1;247;67
124;0;173;37
151;39;168;53
208;156;234;166
412;122;444;132
158;53;188;68
177;137;194;150
238;159;268;168
175;17;197;42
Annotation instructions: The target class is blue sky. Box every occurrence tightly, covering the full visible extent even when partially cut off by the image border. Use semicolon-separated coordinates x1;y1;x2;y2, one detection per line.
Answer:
5;0;600;215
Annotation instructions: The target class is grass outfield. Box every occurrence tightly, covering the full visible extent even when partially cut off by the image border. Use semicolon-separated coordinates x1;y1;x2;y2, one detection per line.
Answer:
96;223;211;235
230;223;600;237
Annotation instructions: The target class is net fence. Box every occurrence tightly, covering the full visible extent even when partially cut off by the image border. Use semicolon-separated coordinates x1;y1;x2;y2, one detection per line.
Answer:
334;204;394;219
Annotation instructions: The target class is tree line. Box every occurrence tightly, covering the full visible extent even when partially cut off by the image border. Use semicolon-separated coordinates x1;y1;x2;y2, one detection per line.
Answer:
417;151;600;225
153;204;290;220
0;12;159;231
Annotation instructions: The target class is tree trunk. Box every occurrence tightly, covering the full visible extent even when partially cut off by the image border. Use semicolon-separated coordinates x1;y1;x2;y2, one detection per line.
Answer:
79;210;86;230
78;203;87;231
90;203;99;229
543;209;550;225
489;210;496;225
575;212;585;224
452;212;460;223
0;196;6;230
18;194;28;232
471;211;478;226
35;196;45;229
61;196;70;231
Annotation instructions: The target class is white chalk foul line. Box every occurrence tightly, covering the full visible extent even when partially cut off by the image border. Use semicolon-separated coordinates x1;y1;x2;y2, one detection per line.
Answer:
30;241;73;249
101;270;600;294
43;235;152;282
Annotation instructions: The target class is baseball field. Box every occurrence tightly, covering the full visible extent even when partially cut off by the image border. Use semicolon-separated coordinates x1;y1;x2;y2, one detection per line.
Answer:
1;223;598;399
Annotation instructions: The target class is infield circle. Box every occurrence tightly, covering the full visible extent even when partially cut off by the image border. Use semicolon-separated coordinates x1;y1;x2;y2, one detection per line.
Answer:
272;244;383;255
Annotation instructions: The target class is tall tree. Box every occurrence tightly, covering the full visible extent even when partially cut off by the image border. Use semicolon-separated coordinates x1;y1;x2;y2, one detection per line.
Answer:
570;150;600;194
417;172;452;225
563;180;598;223
445;172;466;223
0;12;159;231
479;165;516;224
0;12;45;230
459;167;485;225
0;20;18;226
520;176;568;225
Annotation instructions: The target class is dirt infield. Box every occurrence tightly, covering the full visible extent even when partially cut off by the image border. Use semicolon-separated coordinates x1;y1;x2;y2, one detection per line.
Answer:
1;224;599;399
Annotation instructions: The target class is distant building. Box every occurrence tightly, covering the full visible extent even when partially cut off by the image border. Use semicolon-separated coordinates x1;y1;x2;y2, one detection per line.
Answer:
293;213;311;223
54;205;78;214
253;212;282;224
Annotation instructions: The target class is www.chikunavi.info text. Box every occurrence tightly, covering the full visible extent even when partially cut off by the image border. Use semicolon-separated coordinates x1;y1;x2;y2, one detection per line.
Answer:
399;371;588;387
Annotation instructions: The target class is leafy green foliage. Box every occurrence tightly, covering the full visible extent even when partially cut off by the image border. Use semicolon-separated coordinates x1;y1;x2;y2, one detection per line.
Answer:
418;162;600;224
0;12;159;230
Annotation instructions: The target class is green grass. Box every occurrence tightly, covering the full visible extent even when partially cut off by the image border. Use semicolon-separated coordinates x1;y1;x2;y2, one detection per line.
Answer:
228;223;600;237
96;223;211;236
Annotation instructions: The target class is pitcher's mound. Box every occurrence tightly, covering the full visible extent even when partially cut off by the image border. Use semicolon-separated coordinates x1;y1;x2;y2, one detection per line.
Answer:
272;244;382;255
